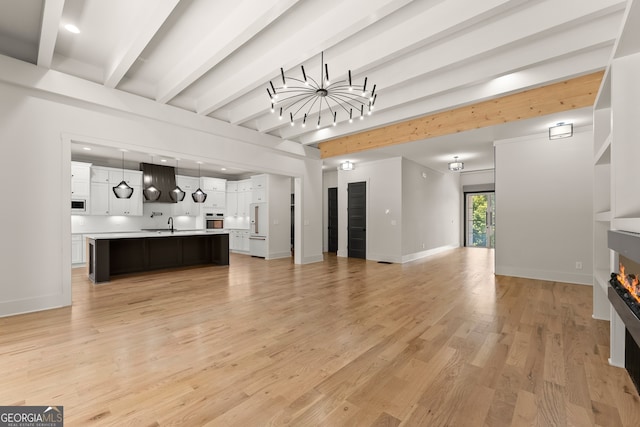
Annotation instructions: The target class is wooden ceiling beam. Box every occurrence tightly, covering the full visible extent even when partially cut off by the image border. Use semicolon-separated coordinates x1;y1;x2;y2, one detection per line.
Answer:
318;70;604;159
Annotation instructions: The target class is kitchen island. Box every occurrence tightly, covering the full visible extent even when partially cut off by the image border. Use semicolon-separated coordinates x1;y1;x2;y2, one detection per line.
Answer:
86;230;229;283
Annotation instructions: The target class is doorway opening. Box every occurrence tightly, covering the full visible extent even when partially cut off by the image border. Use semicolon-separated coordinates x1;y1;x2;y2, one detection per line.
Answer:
465;192;495;248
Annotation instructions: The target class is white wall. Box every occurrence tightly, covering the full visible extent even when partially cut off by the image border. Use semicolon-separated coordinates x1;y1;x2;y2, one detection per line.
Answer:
494;127;593;284
461;169;495;186
0;66;323;317
337;158;403;262
267;174;293;259
332;157;460;263
401;159;461;261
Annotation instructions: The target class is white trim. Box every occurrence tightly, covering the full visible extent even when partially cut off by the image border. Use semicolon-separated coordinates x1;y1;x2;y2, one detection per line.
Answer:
495;266;593;285
401;245;459;263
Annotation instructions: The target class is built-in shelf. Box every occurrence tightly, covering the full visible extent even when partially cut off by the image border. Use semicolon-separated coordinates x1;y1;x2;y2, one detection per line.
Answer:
594;134;611;165
595;211;613;222
594;67;611;109
613;218;640;234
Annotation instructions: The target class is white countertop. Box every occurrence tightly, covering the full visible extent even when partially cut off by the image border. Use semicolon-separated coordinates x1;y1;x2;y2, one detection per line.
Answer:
85;230;228;240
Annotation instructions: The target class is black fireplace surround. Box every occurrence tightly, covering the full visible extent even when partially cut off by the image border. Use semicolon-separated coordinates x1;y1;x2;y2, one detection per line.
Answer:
607;230;640;393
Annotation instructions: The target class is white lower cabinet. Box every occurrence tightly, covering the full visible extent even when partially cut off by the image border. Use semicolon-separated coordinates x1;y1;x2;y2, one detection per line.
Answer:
229;230;250;252
241;231;250;252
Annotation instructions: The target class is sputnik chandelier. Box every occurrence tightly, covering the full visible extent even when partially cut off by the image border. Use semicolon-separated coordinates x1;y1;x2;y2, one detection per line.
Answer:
267;52;377;128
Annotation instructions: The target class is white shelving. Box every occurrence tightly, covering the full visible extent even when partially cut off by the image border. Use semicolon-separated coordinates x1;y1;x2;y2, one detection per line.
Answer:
595;211;612;222
592;0;640;364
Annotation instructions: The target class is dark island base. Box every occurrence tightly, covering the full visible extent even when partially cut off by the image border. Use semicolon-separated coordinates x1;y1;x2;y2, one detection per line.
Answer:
88;234;229;283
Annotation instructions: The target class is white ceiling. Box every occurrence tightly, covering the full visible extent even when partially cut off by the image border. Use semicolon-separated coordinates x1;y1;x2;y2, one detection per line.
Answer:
0;0;626;174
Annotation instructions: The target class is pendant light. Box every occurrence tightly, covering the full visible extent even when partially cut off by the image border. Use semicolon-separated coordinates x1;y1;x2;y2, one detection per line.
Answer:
112;151;134;199
192;162;207;203
143;156;161;201
170;159;186;202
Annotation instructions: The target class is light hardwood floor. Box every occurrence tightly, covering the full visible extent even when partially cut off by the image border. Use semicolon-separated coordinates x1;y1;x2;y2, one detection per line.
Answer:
1;249;639;426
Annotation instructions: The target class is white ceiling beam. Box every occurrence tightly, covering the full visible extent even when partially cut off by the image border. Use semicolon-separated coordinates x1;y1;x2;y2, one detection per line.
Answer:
155;0;301;104
263;0;624;138
195;0;413;117
229;0;528;126
296;46;611;146
274;9;621;140
103;0;179;88
37;0;65;68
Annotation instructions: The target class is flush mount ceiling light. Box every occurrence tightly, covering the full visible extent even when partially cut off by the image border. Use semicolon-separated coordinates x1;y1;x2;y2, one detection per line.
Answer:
112;151;134;199
192;162;207;203
549;122;573;140
170;160;186;202
448;156;464;171
64;24;80;34
338;160;355;171
267;52;377;128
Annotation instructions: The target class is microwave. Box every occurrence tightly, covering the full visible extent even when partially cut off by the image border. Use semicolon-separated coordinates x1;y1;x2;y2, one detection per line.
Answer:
71;199;87;213
205;212;224;230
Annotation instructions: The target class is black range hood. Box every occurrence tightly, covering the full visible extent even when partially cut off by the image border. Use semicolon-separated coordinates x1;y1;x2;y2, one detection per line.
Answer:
140;162;177;203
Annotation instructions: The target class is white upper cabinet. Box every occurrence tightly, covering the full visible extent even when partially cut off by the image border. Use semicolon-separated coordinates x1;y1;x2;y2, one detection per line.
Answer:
201;177;226;210
71;161;91;205
251;174;267;203
173;175;200;216
89;166;143;216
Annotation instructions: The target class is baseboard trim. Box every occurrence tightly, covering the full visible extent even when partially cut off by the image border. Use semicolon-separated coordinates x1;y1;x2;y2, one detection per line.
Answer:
495;266;593;285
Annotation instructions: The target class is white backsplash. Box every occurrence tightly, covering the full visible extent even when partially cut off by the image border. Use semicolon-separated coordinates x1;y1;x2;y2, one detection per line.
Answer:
224;214;250;230
72;203;200;234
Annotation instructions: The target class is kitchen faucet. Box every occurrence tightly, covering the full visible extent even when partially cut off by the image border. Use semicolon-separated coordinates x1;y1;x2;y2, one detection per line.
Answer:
167;217;174;233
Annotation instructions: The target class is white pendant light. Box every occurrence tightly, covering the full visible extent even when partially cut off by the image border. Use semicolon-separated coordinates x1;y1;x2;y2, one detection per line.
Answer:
112;151;134;199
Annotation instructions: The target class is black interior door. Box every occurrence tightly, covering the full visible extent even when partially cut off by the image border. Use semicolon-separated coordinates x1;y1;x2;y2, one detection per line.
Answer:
328;187;338;252
348;182;366;259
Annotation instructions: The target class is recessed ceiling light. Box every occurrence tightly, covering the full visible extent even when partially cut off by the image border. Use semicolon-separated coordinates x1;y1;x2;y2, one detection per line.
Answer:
64;24;80;34
161;159;167;163
82;147;92;151
221;168;227;171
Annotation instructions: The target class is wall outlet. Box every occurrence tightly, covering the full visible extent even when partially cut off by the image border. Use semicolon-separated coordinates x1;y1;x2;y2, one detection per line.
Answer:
575;261;583;270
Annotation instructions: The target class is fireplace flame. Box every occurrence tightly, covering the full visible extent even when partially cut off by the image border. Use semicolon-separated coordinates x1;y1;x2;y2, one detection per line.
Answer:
617;262;640;303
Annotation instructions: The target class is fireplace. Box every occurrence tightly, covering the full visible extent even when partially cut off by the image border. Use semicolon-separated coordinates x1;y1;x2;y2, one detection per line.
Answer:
607;230;640;393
